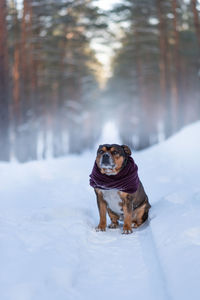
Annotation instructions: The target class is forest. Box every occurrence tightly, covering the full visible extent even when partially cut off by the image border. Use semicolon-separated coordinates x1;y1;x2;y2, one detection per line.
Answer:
0;0;200;162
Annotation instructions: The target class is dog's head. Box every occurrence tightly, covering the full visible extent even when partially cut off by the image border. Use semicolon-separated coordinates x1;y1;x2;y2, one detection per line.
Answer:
96;144;131;175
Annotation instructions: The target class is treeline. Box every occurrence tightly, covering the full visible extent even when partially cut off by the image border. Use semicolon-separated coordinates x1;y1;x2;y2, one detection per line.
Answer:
1;0;200;162
106;0;200;150
0;0;105;162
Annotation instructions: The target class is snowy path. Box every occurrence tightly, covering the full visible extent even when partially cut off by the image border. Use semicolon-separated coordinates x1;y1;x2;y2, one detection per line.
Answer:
72;223;169;300
1;122;200;300
1;158;168;300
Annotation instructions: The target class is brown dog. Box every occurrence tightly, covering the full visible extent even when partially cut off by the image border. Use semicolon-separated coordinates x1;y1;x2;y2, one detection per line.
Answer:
90;144;151;234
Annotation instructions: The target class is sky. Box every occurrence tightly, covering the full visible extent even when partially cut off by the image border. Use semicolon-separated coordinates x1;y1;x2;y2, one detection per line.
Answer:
92;0;122;81
94;0;121;10
16;0;122;10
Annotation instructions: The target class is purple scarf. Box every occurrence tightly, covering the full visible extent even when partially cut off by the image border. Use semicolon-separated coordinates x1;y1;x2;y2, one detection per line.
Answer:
89;157;140;194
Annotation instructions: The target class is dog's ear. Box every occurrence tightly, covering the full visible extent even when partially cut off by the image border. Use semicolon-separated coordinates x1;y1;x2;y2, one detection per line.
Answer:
97;145;103;152
121;145;131;156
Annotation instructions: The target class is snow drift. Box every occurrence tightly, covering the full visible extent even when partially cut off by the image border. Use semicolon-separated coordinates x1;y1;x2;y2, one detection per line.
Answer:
0;121;200;300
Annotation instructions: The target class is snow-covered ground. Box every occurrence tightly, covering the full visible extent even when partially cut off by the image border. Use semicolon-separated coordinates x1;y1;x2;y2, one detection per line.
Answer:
0;122;200;300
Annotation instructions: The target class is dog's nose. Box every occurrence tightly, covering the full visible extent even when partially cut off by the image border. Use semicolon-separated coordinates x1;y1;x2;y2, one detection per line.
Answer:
102;153;110;165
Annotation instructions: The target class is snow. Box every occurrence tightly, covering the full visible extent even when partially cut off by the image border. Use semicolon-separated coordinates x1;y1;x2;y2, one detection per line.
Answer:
0;121;200;300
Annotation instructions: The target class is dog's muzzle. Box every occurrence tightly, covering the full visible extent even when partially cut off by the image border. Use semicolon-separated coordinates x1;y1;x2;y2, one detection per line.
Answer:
102;153;110;165
100;153;115;169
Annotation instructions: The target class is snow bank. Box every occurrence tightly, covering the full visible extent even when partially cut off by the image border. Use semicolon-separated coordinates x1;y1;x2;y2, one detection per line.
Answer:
0;122;200;300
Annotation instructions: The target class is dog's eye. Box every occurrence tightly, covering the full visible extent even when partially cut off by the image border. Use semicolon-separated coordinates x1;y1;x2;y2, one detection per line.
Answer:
112;151;118;155
99;150;104;154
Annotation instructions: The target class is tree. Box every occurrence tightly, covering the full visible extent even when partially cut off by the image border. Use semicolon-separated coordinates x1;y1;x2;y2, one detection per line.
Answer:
170;0;181;130
107;0;160;149
5;0;106;161
191;0;200;47
105;0;200;150
0;0;10;161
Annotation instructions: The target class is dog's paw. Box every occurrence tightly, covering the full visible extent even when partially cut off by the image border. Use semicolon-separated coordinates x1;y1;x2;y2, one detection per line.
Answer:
122;229;133;234
122;224;133;234
132;223;139;228
108;223;119;229
96;224;106;232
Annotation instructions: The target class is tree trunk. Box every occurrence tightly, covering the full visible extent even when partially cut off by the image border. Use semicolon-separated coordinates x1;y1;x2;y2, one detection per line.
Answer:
15;0;38;162
191;0;200;122
156;0;172;138
134;29;150;149
170;0;182;131
13;44;21;124
52;41;66;157
11;1;22;160
191;0;200;47
0;0;10;161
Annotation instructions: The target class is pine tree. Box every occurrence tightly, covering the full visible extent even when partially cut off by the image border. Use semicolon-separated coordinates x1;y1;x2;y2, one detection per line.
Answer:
0;0;10;161
6;0;106;160
106;0;200;149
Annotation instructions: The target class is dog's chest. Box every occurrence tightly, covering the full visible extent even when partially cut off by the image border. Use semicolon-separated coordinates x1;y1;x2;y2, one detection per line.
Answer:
101;189;123;215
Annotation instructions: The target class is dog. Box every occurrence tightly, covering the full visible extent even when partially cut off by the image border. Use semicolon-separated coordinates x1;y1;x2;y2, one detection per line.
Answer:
89;144;151;234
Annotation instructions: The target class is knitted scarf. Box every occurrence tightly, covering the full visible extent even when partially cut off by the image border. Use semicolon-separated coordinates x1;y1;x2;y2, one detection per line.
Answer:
89;156;140;194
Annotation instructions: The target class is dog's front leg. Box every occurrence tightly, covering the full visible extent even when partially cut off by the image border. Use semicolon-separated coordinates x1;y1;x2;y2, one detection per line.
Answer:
95;188;107;231
120;192;133;234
